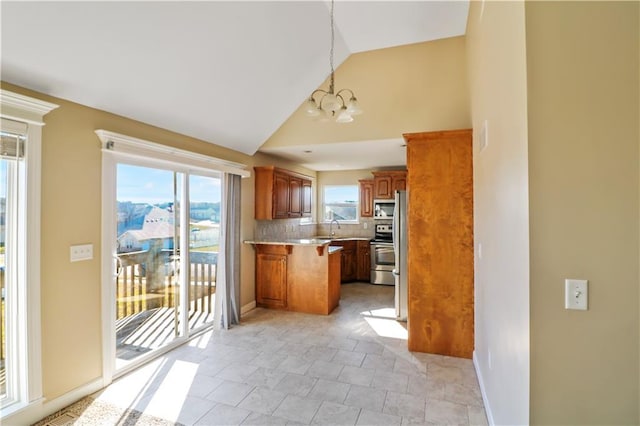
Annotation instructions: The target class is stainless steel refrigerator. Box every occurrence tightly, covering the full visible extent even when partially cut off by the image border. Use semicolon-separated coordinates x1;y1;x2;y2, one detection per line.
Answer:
393;190;408;321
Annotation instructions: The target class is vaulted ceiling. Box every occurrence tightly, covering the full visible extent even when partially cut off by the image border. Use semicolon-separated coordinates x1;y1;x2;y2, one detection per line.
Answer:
1;1;469;165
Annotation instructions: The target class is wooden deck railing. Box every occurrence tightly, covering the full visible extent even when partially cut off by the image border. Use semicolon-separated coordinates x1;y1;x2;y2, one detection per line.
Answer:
117;249;217;320
0;249;217;373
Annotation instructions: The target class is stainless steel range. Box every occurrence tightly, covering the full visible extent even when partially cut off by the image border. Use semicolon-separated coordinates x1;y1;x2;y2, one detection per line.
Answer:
370;223;395;285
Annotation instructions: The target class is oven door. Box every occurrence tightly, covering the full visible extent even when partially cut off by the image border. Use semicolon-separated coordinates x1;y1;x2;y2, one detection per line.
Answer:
370;242;395;285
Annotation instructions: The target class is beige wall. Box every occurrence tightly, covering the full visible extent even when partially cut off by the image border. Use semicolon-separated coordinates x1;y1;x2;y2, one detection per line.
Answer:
0;81;314;402
526;2;639;424
263;36;471;149
465;1;530;424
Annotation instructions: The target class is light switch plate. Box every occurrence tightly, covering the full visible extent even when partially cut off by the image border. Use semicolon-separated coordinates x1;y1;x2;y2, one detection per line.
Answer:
565;279;588;310
70;244;93;262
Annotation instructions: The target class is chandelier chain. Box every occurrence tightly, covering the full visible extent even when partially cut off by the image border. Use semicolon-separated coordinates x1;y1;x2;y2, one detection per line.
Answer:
304;0;362;121
329;0;335;94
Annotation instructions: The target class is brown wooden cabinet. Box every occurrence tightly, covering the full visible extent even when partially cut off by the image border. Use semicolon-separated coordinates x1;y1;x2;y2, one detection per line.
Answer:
289;176;302;217
356;240;371;281
330;239;371;283
392;174;407;193
404;129;473;359
254;166;313;220
330;240;357;282
302;180;312;216
273;171;290;219
255;244;289;309
358;179;374;217
373;171;407;199
252;243;340;315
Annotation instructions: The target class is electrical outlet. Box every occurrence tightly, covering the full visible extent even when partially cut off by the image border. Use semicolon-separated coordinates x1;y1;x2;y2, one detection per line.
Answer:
70;244;93;262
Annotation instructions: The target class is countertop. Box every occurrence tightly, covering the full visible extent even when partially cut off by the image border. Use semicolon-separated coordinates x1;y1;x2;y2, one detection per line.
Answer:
244;236;371;246
244;238;344;255
244;238;332;246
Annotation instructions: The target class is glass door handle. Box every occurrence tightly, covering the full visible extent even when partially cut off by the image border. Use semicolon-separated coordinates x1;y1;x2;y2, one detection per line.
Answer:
114;256;123;277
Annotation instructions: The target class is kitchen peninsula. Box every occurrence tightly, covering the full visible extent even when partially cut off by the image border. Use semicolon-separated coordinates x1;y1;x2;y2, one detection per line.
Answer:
245;239;342;315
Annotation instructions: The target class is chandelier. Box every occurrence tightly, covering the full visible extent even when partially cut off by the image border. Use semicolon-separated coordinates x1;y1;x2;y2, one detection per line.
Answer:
304;0;363;123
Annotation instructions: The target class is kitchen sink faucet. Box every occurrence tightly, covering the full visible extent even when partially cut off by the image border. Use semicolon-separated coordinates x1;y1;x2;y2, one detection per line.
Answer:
330;219;341;237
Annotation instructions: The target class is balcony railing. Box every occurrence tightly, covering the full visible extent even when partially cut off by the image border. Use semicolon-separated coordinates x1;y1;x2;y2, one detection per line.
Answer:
117;249;217;320
116;248;218;359
0;248;218;383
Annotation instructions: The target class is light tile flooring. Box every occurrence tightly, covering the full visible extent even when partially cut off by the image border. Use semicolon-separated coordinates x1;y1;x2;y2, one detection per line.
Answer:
93;283;488;425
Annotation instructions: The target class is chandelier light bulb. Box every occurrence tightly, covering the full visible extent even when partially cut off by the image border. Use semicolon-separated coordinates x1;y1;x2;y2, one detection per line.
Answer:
336;107;353;123
346;97;362;116
305;98;320;117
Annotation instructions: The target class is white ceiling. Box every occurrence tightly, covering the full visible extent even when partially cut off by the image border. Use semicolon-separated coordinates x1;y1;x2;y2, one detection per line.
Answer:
261;137;407;171
1;1;469;169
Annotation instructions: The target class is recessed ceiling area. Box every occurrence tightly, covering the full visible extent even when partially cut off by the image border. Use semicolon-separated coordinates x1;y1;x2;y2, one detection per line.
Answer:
1;1;469;167
260;138;407;171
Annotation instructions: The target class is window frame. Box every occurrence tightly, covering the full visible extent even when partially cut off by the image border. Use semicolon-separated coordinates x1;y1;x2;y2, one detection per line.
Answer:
97;129;248;383
0;90;58;418
321;184;359;224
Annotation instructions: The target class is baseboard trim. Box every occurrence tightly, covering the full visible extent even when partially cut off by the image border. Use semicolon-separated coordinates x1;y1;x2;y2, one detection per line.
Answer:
473;350;495;426
3;377;104;426
241;300;256;316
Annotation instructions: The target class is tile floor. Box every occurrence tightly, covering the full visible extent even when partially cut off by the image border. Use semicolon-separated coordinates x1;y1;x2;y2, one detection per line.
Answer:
93;283;488;425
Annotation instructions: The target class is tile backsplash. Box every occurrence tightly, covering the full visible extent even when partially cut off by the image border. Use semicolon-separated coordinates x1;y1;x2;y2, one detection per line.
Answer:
255;218;375;241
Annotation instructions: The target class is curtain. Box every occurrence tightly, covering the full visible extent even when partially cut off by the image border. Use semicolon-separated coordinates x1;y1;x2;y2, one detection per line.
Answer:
214;173;241;329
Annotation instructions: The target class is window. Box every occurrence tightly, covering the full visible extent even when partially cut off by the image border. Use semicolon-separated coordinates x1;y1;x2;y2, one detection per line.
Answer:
323;185;358;222
0;91;58;418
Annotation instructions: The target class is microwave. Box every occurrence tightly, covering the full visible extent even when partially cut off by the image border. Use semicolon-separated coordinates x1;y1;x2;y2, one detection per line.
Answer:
373;199;395;220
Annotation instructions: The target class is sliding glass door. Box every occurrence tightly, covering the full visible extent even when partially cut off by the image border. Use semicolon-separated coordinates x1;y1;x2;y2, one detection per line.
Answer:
0;127;25;408
114;163;221;371
186;174;220;332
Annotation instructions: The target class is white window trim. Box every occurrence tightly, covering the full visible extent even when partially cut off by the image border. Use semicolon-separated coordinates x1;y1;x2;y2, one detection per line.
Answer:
98;130;248;384
321;184;360;224
95;130;250;178
0;90;59;418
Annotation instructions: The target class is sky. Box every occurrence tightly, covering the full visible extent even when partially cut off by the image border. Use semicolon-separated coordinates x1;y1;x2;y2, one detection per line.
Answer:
324;185;358;204
117;164;221;204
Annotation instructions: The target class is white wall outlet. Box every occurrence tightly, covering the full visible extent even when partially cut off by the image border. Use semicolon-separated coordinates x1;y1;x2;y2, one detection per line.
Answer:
565;279;588;310
363;222;368;230
70;244;93;262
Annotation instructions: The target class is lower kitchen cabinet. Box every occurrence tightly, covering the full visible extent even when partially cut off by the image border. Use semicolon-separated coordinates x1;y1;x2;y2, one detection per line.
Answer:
251;242;341;315
255;244;290;309
356;240;371;281
331;239;371;283
330;240;357;282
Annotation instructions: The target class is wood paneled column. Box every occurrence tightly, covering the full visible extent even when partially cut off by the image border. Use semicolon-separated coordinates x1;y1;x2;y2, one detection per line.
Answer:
404;129;474;358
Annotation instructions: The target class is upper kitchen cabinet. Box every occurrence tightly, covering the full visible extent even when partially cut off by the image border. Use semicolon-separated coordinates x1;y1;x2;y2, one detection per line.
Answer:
302;179;312;216
372;171;407;199
358;179;374;217
254;166;313;220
